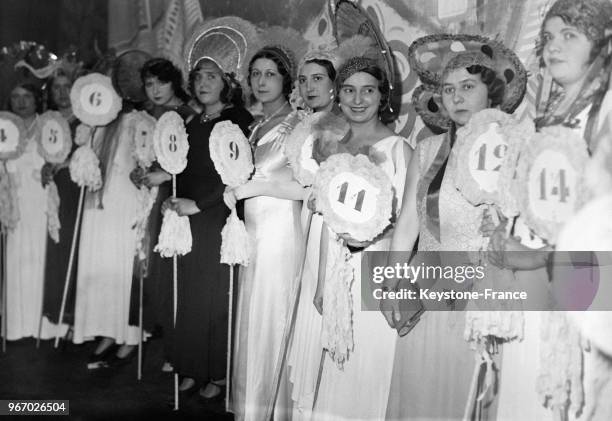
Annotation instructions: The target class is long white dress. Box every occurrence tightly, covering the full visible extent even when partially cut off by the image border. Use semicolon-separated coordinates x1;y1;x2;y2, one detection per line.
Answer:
313;135;412;421
231;114;303;421
497;96;612;420
73;116;141;345
6;118;63;340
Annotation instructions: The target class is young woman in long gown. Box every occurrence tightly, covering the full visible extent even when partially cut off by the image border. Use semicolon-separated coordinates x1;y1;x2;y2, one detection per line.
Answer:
287;49;343;420
484;1;612;418
311;56;414;421
227;45;305;421
166;57;252;400
6;83;64;340
127;58;195;372
383;38;527;420
41;72;81;337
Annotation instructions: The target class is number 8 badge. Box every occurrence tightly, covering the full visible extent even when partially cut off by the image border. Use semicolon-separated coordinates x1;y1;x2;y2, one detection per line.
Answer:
153;111;189;175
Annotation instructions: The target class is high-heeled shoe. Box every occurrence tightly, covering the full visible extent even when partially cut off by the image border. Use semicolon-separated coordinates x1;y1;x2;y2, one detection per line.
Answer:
106;346;139;368
199;381;225;402
87;344;118;370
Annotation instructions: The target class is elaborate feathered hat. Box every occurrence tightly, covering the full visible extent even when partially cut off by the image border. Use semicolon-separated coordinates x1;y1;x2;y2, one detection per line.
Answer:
184;16;260;81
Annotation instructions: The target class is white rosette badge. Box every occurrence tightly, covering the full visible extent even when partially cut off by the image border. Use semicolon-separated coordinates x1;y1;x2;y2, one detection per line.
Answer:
0;111;27;230
515;126;589;245
153;111;191;257
209;120;254;266
127;111;158;260
37;111;73;243
312;153;394;367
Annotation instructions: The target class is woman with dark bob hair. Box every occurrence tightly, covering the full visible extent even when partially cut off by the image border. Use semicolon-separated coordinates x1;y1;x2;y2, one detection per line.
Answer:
162;54;253;401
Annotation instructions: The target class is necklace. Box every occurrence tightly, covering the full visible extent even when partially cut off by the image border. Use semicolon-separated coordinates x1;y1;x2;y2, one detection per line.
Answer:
248;102;289;143
200;104;228;123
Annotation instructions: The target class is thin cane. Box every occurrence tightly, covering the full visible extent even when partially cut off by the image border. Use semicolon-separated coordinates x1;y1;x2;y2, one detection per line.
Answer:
1;227;7;352
264;210;313;420
225;263;234;412
171;174;179;411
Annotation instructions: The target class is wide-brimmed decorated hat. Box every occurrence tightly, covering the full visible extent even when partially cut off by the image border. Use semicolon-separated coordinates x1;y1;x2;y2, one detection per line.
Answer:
184;16;260;80
330;0;398;119
409;34;527;131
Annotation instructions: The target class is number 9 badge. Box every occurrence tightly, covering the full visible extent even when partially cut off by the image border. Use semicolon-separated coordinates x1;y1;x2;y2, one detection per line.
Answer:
37;111;72;164
153;111;189;175
516;125;589;244
70;73;122;127
0;111;27;161
313;153;393;242
209;120;253;187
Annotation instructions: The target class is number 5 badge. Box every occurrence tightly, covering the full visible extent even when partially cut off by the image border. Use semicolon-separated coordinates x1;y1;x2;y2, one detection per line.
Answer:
516;125;589;244
70;73;122;127
37;111;72;164
153;111;189;175
313;153;393;243
209;120;253;188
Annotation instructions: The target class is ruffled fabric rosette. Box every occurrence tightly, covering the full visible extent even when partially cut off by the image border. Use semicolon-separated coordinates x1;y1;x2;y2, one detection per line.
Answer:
126;110;158;259
46;181;61;243
312;153;393;243
497;119;536;218
0;162;19;230
515;126;589;244
154;208;192;257
320;231;354;369
455;109;516;206
153;111;189;175
209;120;254;266
285;112;351;187
69;143;102;191
70;73;122;127
0;111;28;161
129;111;156;169
153;111;191;256
37;111;72;164
74;123;93;146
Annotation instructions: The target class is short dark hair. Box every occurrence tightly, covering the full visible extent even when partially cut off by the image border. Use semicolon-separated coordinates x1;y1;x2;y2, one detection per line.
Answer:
188;59;245;108
303;58;337;81
248;50;294;101
465;64;505;107
9;83;43;114
141;58;190;103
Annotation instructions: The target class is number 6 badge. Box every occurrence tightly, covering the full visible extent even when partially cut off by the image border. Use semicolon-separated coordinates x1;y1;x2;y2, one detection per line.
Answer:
455;109;515;206
516;125;589;244
70;73;122;127
153;111;189;175
209;120;253;188
313;153;393;242
37;111;72;164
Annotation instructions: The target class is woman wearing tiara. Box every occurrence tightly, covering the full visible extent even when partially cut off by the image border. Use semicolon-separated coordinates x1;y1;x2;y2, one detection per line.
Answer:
226;44;305;421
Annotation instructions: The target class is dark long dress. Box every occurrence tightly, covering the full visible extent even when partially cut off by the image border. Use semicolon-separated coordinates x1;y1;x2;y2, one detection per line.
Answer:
168;106;253;383
42;118;81;325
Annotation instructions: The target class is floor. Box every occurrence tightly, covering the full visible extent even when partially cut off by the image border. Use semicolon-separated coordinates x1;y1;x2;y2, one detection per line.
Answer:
0;336;233;420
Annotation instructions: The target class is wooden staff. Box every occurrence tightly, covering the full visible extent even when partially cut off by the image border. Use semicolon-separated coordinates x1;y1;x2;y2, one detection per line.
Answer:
172;174;179;411
264;210;313;420
54;185;84;349
1;226;7;353
54;128;97;349
225;263;234;412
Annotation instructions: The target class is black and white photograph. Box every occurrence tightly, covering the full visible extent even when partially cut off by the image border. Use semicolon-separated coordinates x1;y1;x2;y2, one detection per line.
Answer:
0;0;611;419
